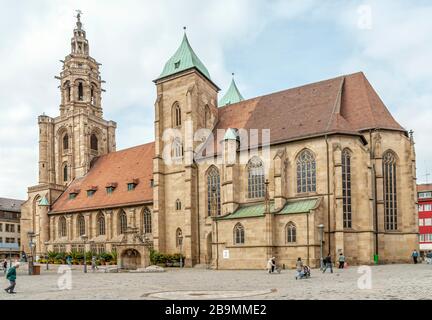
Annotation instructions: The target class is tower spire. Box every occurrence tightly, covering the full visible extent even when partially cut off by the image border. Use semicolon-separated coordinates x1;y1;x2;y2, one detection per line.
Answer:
71;10;88;55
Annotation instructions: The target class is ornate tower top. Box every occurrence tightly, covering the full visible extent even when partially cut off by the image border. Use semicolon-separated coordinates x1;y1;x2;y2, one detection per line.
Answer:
71;10;89;55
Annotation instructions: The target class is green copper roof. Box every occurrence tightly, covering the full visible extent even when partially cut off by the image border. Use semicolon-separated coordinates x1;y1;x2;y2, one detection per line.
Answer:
220;201;275;220
277;198;319;215
39;196;50;206
223;128;239;141
219;78;244;107
219;198;320;220
157;33;211;81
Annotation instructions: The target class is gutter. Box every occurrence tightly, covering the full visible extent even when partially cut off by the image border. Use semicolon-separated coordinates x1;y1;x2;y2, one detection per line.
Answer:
325;134;331;254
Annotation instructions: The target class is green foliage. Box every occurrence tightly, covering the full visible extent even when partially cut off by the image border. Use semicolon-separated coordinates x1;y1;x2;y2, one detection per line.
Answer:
150;249;184;266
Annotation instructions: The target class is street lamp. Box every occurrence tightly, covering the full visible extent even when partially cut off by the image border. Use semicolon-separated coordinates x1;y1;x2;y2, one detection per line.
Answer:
27;232;35;275
81;235;88;273
179;235;183;268
318;224;324;270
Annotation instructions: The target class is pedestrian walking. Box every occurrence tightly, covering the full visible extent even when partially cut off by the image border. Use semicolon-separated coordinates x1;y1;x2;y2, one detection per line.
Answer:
322;254;333;273
91;256;97;272
3;259;7;274
266;257;276;274
412;249;419;264
66;255;72;267
338;253;345;269
426;251;432;264
4;262;19;294
295;257;304;279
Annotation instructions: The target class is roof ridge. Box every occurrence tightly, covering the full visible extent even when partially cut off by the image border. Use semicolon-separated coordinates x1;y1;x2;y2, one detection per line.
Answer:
218;73;349;110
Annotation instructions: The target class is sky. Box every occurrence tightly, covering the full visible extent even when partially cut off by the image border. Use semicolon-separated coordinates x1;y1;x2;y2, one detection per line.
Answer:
0;0;431;199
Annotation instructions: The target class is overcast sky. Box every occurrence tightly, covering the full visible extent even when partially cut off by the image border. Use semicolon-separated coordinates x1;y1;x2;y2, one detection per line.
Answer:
1;0;431;199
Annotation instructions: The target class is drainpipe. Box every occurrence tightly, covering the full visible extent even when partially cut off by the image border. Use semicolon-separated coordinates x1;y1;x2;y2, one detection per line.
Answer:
369;130;379;256
306;211;310;266
325;135;331;255
196;162;201;264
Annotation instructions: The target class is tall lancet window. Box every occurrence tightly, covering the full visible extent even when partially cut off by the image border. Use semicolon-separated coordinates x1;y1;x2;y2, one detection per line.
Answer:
296;149;316;193
383;151;398;231
77;214;85;236
63;134;69;151
247;157;265;199
173;103;181;127
63;163;68;182
207;166;221;216
342;149;352;228
78;82;84;101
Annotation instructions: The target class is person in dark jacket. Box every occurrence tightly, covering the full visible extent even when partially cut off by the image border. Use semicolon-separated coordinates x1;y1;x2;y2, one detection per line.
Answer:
4;262;19;294
3;260;7;274
322;254;333;273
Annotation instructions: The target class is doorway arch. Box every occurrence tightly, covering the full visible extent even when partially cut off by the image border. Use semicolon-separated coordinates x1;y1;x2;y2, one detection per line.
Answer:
120;249;141;270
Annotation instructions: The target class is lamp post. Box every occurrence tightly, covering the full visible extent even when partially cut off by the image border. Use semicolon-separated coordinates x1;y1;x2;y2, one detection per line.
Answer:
81;235;88;273
27;232;35;275
318;224;324;270
179;235;183;268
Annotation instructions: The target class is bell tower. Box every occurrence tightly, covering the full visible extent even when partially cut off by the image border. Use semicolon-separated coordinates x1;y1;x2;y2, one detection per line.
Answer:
21;12;117;257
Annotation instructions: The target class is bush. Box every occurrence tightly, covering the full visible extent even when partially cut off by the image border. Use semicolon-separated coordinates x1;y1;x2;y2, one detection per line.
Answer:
150;249;184;266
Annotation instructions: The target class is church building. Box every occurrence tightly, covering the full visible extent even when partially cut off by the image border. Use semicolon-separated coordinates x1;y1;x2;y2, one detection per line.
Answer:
20;16;418;269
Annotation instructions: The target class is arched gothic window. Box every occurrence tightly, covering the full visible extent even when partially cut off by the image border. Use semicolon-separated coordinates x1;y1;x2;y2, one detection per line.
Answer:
77;214;85;236
207;166;221;216
233;223;245;245
119;211;127;234
286;222;297;243
90;134;98;151
63;163;68;182
58;216;67;238
63;134;69;151
173;103;181;127
172;137;183;159
176;228;183;247
97;213;105;236
383;151;398;231
64;81;71;102
91;84;96;105
175;199;181;211
342;149;352;228
78;82;84;101
204;105;210;128
296;149;316;193
247;157;265;198
143;208;152;234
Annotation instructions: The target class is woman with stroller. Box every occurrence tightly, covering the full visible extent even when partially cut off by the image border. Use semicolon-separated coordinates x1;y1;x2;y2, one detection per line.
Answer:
295;257;303;279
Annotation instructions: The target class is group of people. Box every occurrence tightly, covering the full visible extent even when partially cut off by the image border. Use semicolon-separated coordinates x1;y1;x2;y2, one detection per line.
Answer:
411;249;432;264
266;252;348;278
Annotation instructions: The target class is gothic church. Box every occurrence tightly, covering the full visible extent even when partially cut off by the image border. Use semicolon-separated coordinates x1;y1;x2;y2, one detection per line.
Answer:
20;16;418;269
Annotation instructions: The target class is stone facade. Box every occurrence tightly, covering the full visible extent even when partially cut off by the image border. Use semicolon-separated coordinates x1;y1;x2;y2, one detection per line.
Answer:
20;16;418;270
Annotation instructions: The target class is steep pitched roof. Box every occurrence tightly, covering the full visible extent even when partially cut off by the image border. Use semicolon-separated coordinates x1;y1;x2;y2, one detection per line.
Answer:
156;33;211;82
199;72;404;156
0;198;24;213
219;78;244;107
50;142;154;214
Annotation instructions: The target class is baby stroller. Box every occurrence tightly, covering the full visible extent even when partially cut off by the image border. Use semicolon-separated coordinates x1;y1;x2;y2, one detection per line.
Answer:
296;265;311;279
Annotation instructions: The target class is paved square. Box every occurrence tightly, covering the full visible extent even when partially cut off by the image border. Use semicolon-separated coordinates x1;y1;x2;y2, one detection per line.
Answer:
0;264;430;300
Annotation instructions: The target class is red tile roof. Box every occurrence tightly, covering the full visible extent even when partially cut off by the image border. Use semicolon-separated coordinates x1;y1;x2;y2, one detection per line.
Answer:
418;184;432;192
50;142;154;214
200;72;405;155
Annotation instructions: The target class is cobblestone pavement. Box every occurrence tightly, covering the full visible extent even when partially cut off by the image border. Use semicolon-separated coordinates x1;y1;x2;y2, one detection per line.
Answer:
0;263;431;300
